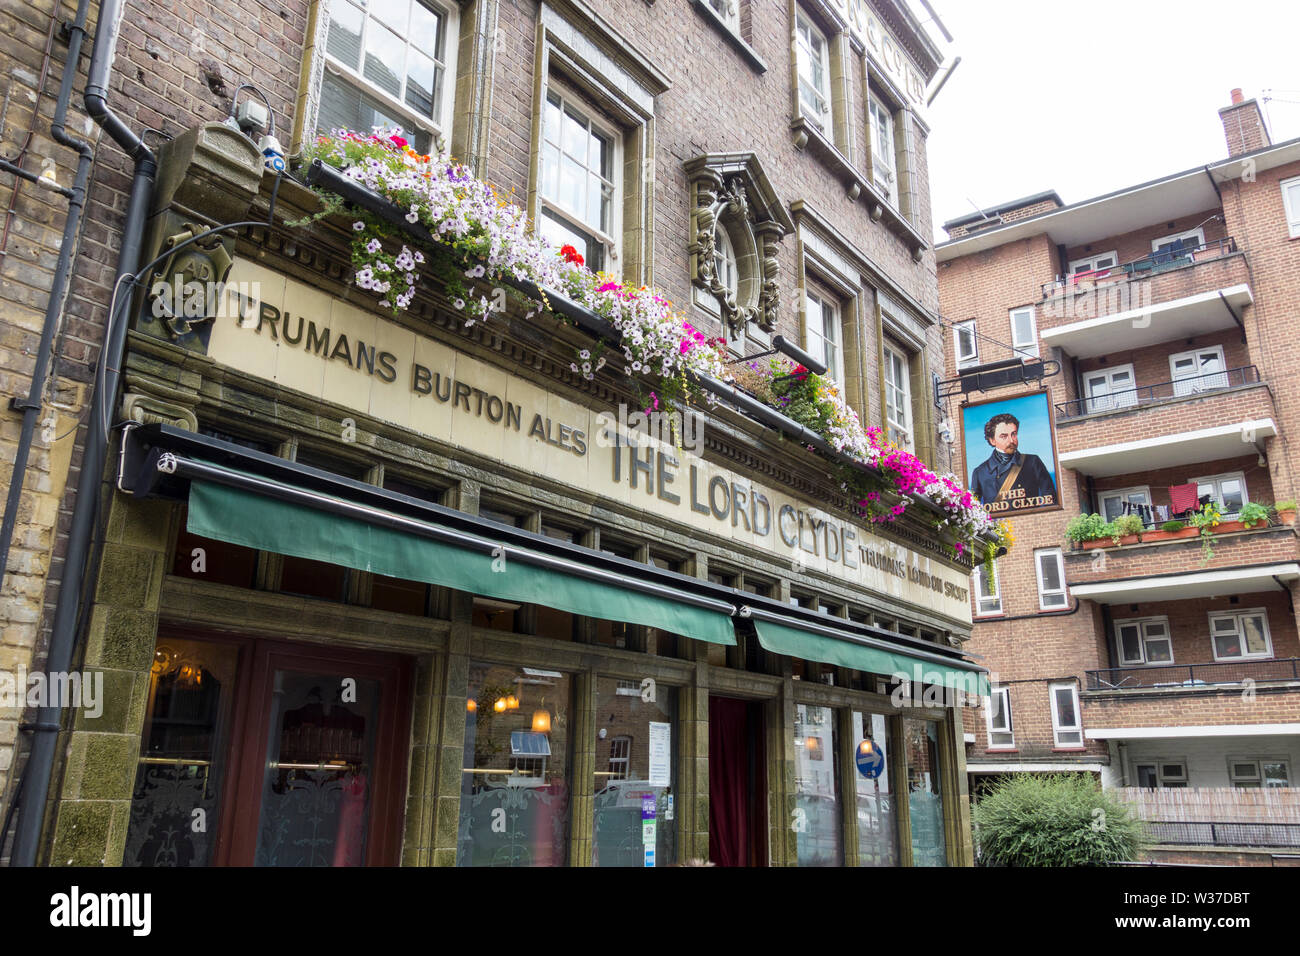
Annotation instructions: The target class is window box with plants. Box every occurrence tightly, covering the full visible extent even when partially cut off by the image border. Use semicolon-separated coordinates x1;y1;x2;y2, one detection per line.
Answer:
1140;519;1197;543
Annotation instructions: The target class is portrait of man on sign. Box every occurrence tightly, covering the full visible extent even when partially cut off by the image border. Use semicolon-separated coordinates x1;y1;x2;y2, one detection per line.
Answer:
961;393;1061;516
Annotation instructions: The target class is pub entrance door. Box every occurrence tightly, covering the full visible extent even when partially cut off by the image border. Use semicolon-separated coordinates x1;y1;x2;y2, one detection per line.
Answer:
707;696;767;867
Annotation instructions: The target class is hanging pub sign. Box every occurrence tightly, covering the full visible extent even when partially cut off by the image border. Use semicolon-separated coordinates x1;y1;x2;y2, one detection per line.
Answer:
959;391;1061;518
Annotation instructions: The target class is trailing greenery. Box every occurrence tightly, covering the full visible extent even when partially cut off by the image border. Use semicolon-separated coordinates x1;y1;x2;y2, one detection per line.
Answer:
1064;512;1112;545
1188;501;1222;565
1159;520;1186;533
973;773;1146;867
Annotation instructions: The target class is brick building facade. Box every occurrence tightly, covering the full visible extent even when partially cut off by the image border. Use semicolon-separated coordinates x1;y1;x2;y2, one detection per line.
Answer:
0;0;996;867
938;90;1300;860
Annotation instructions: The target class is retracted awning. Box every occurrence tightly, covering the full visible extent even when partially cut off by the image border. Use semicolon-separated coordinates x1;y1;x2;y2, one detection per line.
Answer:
743;607;989;696
178;459;736;646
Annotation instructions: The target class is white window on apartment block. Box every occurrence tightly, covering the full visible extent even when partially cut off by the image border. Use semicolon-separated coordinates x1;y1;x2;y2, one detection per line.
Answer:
804;291;844;384
1209;609;1273;661
882;344;912;451
1048;682;1083;748
985;686;1013;748
1115;617;1173;666
1169;345;1227;396
971;559;1001;616
1229;758;1290;789
795;11;830;130
1283;176;1300;239
1068;251;1119;274
539;85;620;272
1009;305;1037;357
867;93;898;207
1192;470;1247;516
1135;761;1188;789
1151;227;1206;259
318;0;458;155
1098;486;1151;524
954;320;978;369
1082;363;1137;414
1034;548;1067;610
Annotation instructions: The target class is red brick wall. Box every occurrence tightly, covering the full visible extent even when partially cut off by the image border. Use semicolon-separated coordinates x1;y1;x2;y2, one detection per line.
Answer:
1062;208;1229;268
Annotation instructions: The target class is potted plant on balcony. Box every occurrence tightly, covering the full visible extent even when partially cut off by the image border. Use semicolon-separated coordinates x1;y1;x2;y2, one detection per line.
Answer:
1238;502;1271;530
1065;513;1114;549
1189;501;1222;565
1273;499;1297;525
1110;513;1145;546
1142;519;1197;543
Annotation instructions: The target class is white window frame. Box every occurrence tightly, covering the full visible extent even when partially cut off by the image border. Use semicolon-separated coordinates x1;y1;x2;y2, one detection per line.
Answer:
1134;760;1188;789
953;320;978;369
317;0;459;154
882;343;912;451
1009;305;1038;358
1169;345;1227;396
1282;176;1300;239
1151;227;1206;255
1190;469;1248;517
1068;250;1119;274
1048;682;1083;748
1082;363;1138;414
707;0;740;30
985;686;1014;749
971;559;1001;617
538;81;623;273
794;10;831;130
1114;616;1174;666
1097;485;1151;524
804;290;844;384
1228;757;1291;789
1208;608;1274;662
867;92;898;207
1034;548;1067;611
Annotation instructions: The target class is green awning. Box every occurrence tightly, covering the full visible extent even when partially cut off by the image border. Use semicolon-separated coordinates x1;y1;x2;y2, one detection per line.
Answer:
186;473;735;646
751;616;989;696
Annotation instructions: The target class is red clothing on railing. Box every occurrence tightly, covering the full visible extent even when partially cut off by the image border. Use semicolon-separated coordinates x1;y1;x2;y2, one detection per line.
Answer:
1168;482;1201;516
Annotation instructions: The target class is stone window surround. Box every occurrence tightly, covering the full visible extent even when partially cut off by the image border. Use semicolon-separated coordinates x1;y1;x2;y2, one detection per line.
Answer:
692;0;767;73
526;1;671;288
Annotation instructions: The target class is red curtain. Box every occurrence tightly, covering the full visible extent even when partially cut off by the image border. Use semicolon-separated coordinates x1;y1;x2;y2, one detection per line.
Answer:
709;697;749;867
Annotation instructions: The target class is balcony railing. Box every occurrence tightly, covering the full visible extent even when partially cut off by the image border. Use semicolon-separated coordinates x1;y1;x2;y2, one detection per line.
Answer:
1041;237;1239;298
1086;658;1300;691
1055;365;1259;419
1142;820;1300;849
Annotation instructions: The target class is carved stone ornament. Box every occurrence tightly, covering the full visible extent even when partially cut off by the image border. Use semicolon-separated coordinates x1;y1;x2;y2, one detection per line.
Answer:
144;220;236;344
685;153;794;334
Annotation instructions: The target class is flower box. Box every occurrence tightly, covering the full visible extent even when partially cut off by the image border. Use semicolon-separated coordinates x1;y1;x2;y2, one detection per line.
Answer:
1277;509;1296;525
1140;526;1199;543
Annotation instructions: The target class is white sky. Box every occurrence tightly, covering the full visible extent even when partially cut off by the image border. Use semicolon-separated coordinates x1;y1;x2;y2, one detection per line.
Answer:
922;0;1300;243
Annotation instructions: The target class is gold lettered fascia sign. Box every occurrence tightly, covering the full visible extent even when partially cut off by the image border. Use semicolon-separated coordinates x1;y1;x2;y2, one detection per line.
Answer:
205;260;973;623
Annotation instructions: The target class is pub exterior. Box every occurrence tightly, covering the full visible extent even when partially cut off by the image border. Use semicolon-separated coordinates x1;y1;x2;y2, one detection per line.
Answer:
0;0;990;866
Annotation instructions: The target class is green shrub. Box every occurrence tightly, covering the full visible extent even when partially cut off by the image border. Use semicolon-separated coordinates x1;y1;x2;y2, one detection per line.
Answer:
1238;501;1270;528
1159;520;1186;533
1274;499;1296;512
973;773;1146;867
1064;513;1112;544
1110;513;1144;543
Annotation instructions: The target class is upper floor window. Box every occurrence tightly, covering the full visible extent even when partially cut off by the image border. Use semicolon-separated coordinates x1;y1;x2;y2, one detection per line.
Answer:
971;559;1001;616
954;320;978;369
1048;682;1082;748
319;0;456;154
805;290;843;383
1229;758;1290;789
1169;346;1227;396
1115;617;1173;666
539;86;620;273
795;12;830;131
882;344;911;450
1135;761;1187;789
1009;306;1038;358
1192;470;1247;516
1082;363;1137;414
1283;176;1300;238
1035;548;1067;610
1098;485;1150;524
1069;251;1118;274
708;0;740;30
1151;227;1205;262
1209;609;1272;661
985;686;1013;748
867;92;898;207
714;224;739;302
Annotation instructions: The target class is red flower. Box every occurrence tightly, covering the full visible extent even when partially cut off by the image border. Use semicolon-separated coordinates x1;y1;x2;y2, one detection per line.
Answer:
559;244;584;266
792;364;809;380
390;134;409;149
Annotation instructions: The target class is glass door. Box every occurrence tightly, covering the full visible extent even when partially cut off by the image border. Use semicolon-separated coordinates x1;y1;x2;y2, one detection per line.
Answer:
1171;347;1226;396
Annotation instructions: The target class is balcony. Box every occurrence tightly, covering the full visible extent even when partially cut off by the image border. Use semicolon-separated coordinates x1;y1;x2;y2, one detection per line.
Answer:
1086;658;1300;691
1055;386;1276;477
1065;524;1299;603
1041;236;1239;299
1056;365;1260;420
1118;788;1300;852
1038;252;1251;359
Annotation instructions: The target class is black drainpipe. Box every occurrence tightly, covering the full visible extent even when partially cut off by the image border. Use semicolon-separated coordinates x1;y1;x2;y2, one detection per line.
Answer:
0;0;95;621
10;0;157;866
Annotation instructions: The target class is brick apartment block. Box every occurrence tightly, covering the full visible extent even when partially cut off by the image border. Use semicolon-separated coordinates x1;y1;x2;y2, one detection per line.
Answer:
939;89;1300;861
